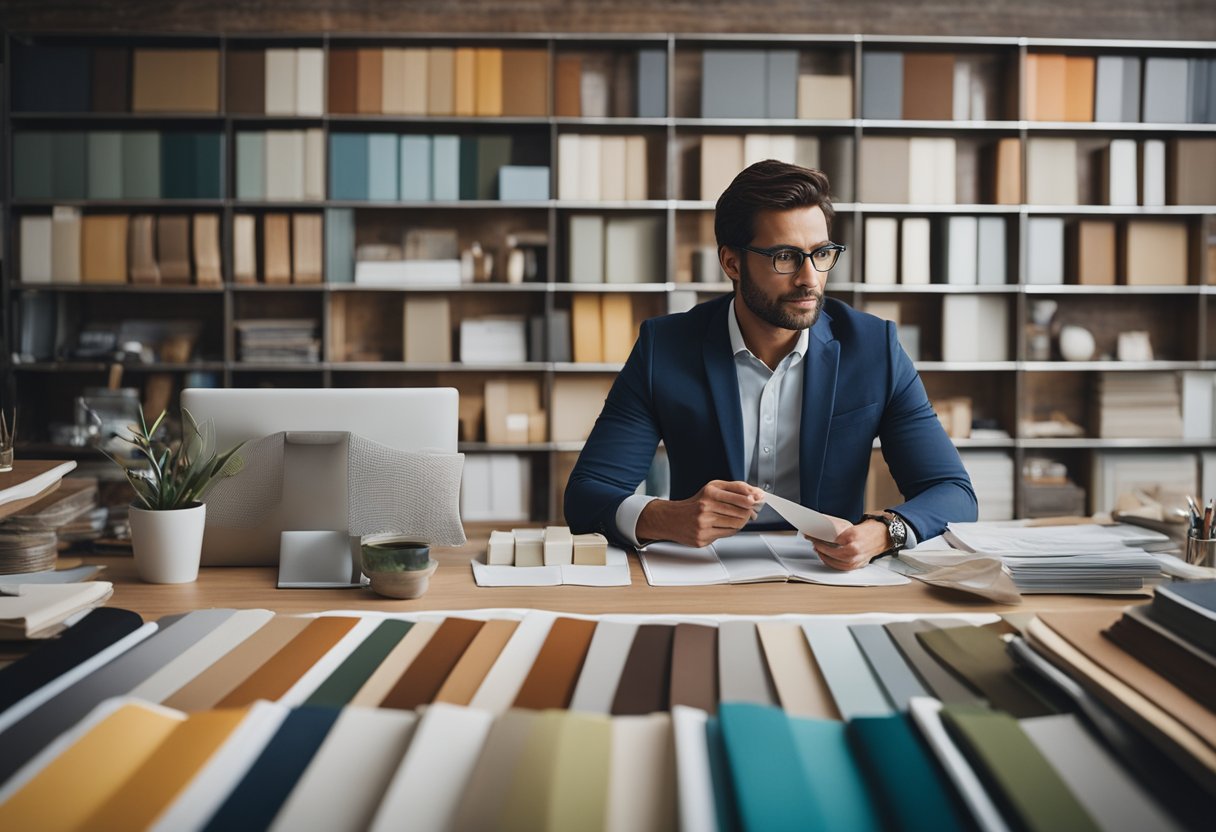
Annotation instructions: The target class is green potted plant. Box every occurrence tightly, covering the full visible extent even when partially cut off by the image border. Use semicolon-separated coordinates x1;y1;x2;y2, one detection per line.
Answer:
101;407;244;583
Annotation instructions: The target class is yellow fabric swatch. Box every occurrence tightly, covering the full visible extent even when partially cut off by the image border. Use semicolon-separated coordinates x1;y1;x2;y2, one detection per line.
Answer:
501;710;565;832
549;712;612;832
84;708;247;830
0;703;182;832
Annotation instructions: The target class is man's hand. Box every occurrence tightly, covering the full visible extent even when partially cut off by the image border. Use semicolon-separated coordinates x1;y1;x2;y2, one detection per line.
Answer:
807;519;890;571
636;480;765;548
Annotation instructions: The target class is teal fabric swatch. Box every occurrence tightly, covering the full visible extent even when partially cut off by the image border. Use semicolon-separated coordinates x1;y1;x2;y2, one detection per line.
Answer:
848;713;970;832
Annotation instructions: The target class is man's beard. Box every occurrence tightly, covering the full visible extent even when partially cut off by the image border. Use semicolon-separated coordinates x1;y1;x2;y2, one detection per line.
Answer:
738;259;823;331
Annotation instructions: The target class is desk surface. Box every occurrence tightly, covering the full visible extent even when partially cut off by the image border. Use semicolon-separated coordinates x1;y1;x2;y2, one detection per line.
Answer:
86;536;1139;621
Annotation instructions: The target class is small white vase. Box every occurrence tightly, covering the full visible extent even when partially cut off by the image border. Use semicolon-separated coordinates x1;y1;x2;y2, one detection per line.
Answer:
129;502;206;584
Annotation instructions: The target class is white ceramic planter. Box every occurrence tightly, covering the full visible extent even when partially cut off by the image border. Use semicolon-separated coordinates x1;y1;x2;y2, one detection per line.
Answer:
129;502;207;584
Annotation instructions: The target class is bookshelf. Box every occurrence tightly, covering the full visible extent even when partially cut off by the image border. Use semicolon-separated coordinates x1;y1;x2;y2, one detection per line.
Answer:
4;31;1216;523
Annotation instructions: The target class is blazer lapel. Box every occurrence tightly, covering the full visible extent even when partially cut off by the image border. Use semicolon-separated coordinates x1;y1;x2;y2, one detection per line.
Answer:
800;309;840;506
703;300;746;482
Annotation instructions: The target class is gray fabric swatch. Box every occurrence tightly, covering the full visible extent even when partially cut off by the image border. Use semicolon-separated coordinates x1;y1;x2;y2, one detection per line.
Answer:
850;624;929;710
802;621;892;719
718;621;776;706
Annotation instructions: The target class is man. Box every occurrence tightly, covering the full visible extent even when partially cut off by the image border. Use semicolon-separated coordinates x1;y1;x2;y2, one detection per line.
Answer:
565;160;977;570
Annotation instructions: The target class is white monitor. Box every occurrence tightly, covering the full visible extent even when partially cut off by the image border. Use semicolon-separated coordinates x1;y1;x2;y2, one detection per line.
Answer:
181;387;459;566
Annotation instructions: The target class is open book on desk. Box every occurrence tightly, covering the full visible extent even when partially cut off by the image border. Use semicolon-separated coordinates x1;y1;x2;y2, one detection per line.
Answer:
637;533;910;588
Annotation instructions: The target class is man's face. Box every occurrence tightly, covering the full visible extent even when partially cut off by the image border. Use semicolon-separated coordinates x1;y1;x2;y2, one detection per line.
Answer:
732;205;831;332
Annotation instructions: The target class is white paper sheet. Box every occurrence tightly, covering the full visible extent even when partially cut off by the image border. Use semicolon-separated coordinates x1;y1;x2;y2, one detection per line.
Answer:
470;546;631;587
760;491;852;541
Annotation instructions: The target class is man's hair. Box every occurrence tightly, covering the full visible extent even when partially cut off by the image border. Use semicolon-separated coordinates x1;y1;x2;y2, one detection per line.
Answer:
714;160;834;248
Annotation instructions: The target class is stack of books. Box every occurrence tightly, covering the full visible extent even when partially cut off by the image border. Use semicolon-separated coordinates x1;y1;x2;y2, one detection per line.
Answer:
958;452;1015;520
1097;372;1184;439
0;479;100;574
233;319;320;364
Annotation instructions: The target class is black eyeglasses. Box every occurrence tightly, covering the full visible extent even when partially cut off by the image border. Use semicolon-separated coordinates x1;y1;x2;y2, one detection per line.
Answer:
738;243;847;274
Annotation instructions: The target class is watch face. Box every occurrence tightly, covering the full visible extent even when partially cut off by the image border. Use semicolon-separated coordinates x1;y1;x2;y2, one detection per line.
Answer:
889;516;908;546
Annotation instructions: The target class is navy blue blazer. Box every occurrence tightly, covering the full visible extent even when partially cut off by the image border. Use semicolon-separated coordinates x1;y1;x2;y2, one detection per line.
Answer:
564;293;978;546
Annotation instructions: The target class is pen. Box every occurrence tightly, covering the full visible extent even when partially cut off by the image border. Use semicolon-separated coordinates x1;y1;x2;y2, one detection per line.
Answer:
1205;500;1214;540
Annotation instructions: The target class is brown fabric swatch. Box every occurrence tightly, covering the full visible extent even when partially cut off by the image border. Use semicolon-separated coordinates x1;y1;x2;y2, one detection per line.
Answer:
668;623;718;714
611;624;674;716
328;49;357;114
216;617;359;708
434;619;519;706
380;617;485;710
355;48;383;114
513;618;598;710
163;616;309;711
91;47;130;113
226;49;265;114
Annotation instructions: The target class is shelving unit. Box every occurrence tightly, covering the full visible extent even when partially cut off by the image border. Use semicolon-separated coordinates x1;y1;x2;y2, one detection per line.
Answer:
4;31;1215;522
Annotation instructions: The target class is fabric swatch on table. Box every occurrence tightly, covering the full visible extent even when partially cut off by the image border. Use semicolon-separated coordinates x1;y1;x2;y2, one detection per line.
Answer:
848;712;971;832
755;620;840;719
130;609;275;704
513;617;598;710
268;707;417;832
453;709;540;829
883;620;986;707
718;703;819;832
349;619;439;707
216;617;360;708
0;607;143;713
918;625;1056;718
304;619;413;707
163;615;311;711
669;622;718;714
86;708;248;831
433;619;519;705
380;617;485;710
940;704;1099;832
801;620;892;719
0;701;182;831
850;623;930;710
611;624;675;715
606;712;677;832
718;620;776;706
0;607;234;783
201;705;341;832
569;620;639;714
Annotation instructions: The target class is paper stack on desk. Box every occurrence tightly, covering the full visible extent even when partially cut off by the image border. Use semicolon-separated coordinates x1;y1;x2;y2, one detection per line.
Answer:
934;521;1167;594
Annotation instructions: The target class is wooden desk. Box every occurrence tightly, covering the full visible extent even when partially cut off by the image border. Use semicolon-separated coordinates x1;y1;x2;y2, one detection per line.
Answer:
85;536;1137;621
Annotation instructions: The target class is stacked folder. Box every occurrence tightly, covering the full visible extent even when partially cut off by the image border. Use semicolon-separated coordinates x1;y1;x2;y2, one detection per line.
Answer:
1;607;1204;829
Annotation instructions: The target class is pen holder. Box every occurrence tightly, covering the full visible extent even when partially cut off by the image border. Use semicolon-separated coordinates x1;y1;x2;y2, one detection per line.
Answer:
1185;534;1216;568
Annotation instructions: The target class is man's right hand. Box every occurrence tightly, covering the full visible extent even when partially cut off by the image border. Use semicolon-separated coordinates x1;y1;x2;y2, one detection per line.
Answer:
635;480;766;548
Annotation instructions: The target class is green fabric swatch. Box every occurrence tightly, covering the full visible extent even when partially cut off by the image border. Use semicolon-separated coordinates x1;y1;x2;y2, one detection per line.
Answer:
940;705;1099;832
719;703;820;832
917;625;1056;718
304;620;412;708
13;131;54;199
847;714;970;832
122;131;161;199
87;131;124;199
52;132;87;199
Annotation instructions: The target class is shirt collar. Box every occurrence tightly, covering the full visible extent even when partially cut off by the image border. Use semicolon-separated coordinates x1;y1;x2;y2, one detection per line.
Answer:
728;296;810;363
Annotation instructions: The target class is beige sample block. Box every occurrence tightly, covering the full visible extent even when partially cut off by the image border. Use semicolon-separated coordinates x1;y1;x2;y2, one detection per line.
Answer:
573;533;609;566
512;528;544;567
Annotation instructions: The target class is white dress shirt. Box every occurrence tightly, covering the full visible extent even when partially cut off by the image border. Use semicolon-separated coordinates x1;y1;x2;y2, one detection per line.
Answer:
615;297;805;544
615;296;917;549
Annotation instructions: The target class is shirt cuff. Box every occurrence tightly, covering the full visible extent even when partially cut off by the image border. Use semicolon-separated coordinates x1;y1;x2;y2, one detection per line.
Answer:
889;511;919;550
616;494;660;548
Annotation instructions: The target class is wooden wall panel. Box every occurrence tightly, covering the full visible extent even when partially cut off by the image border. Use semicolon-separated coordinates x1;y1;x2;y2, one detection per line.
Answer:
1;0;1213;41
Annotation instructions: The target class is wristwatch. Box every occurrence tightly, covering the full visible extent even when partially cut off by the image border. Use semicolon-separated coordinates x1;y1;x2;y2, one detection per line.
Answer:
861;512;908;553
